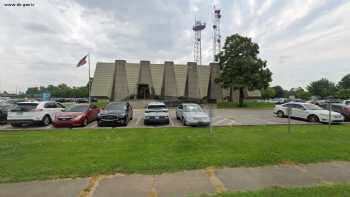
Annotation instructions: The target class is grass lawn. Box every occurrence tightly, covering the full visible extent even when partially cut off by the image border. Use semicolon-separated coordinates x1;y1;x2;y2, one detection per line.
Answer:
1;125;350;183
217;100;275;109
192;184;350;197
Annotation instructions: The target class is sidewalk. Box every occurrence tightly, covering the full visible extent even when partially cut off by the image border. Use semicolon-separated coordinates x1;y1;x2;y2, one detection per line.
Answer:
1;161;350;197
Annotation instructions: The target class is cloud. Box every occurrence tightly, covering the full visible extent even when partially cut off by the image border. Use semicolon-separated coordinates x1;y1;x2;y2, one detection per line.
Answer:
0;0;349;93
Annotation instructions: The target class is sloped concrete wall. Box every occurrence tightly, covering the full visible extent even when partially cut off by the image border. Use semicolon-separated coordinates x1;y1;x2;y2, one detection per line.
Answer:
138;60;153;95
161;61;177;97
91;62;115;98
208;63;223;101
198;65;210;98
138;61;153;85
125;63;140;96
174;64;187;97
185;62;201;99
150;64;164;96
112;60;129;101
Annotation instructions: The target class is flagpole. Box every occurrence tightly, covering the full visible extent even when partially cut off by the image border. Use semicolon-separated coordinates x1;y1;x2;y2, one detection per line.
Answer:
88;53;91;103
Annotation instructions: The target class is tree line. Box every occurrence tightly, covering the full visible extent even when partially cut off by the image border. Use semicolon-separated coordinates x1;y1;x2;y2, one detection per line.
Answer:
261;75;350;100
25;84;88;98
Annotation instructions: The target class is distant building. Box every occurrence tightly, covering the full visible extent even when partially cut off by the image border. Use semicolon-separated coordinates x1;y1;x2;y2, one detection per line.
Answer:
90;60;260;102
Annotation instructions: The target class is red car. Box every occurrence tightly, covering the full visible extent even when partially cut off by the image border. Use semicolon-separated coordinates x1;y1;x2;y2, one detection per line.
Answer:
53;104;100;128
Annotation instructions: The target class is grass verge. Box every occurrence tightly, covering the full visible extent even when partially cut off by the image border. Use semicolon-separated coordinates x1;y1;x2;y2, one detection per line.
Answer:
1;125;350;183
192;183;350;197
217;100;275;109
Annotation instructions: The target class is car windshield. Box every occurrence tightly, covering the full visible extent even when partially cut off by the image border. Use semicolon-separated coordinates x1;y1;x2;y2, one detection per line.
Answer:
65;105;88;112
303;104;323;110
184;105;202;112
106;103;126;111
148;105;166;109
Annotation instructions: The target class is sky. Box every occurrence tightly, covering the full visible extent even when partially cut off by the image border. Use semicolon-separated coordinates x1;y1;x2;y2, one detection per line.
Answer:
0;0;350;93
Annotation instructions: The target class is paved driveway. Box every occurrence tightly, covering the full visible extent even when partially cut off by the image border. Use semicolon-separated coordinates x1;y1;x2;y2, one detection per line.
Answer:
0;108;312;131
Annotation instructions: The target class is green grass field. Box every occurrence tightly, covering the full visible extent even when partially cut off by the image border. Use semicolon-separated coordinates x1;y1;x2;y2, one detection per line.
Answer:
193;184;350;197
1;125;350;183
217;100;275;109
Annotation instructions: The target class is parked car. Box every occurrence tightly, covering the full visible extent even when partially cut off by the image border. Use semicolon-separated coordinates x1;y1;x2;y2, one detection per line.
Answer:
176;103;210;126
75;98;89;103
274;102;344;123
318;103;350;121
343;100;350;105
144;102;169;125
53;104;100;128
0;99;23;123
7;101;65;127
97;102;133;126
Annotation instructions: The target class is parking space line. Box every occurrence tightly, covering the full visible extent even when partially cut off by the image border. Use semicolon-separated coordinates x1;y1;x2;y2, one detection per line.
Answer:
87;121;97;128
169;117;175;127
213;118;231;125
135;116;142;127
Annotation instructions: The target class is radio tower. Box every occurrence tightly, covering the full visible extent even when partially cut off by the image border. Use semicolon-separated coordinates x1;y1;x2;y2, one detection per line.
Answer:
193;19;206;65
213;6;222;62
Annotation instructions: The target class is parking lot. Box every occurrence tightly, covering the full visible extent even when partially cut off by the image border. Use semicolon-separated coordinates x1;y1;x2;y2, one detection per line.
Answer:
0;108;314;131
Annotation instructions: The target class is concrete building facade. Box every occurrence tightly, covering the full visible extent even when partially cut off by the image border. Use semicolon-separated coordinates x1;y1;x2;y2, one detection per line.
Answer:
91;60;260;101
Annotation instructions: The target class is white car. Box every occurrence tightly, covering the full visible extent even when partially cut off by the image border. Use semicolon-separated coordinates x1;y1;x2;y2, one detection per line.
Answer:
7;101;65;127
144;102;169;125
176;103;210;126
274;102;344;123
343;100;350;105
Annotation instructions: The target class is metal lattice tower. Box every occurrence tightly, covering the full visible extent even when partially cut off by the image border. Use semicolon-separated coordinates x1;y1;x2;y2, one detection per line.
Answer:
213;6;222;62
193;19;206;65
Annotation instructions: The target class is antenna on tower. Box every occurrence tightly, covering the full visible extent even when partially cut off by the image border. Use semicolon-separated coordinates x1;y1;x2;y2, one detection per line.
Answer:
193;18;206;65
213;5;222;62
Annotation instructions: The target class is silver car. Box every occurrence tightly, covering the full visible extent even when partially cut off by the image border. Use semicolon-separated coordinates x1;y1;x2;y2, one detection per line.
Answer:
176;103;210;126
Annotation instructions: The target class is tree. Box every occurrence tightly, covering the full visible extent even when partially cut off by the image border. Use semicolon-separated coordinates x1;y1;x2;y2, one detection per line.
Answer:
216;34;272;106
338;74;350;89
261;87;276;99
336;88;350;99
272;86;284;98
25;83;88;98
306;78;337;98
294;87;311;100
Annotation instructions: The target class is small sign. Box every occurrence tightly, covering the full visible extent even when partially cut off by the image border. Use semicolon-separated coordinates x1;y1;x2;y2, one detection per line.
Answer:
42;92;51;101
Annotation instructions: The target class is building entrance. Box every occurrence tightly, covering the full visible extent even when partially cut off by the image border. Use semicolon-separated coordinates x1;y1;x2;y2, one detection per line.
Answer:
137;84;150;99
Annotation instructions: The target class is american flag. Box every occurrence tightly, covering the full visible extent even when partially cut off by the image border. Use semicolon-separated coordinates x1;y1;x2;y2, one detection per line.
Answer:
76;55;88;67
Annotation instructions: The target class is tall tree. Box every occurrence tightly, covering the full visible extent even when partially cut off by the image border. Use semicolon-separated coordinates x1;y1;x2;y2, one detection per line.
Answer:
216;34;272;106
338;74;350;89
293;87;311;100
272;86;284;98
306;78;337;98
261;87;276;99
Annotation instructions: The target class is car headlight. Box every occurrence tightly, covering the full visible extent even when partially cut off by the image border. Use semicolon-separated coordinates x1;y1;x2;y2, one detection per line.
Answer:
144;116;150;119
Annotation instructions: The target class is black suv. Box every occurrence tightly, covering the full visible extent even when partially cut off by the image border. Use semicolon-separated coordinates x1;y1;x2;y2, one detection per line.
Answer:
97;102;133;126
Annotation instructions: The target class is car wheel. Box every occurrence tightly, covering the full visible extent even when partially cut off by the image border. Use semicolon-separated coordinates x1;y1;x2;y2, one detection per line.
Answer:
123;117;128;126
308;115;320;123
42;115;51;126
277;110;285;118
97;121;103;127
83;118;88;127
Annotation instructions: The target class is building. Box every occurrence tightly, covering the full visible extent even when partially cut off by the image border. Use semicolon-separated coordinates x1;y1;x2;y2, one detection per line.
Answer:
90;60;260;101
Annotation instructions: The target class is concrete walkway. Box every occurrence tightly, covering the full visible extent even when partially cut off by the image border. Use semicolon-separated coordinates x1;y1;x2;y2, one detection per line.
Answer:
2;161;350;197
